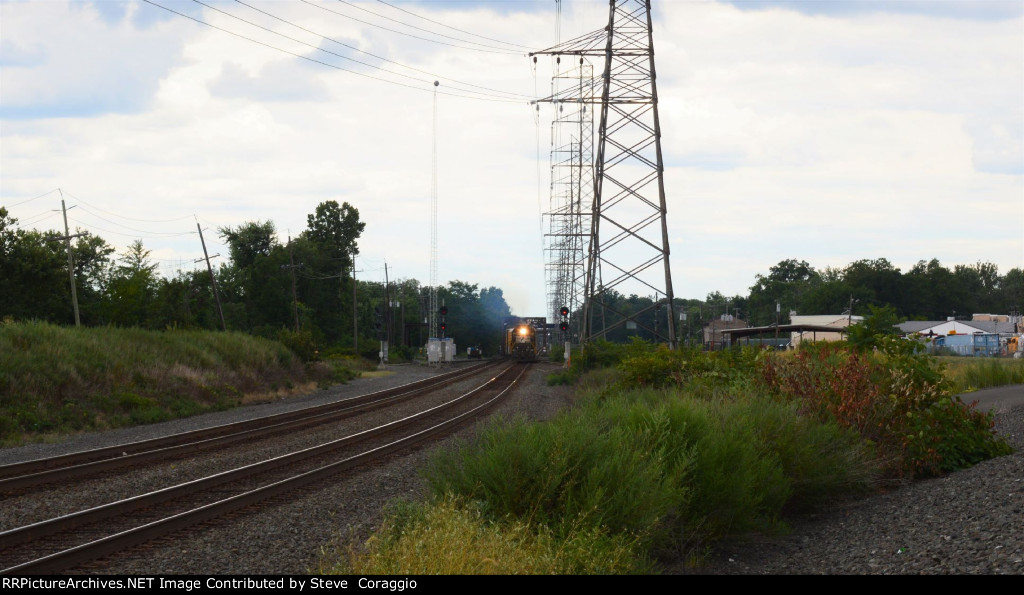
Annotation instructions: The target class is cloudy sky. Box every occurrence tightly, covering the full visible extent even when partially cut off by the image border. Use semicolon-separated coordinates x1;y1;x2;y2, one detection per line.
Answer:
2;0;1022;318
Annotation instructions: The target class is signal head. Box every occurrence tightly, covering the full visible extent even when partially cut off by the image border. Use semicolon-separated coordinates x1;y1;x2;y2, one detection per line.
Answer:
559;306;570;317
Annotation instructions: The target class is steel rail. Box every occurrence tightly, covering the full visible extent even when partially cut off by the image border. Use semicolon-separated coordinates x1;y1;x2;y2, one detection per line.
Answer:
0;363;526;575
0;360;500;491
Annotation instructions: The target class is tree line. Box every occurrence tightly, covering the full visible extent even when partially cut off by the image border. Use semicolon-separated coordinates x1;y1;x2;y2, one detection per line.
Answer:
3;201;1020;354
571;258;1022;346
0;203;513;359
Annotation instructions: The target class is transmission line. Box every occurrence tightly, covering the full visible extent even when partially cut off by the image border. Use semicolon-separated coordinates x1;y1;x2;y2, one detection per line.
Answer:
2;188;60;208
321;0;528;54
143;0;528;103
231;0;532;100
373;0;535;50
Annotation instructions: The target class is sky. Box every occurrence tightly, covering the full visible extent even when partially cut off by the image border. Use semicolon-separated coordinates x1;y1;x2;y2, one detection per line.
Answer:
2;0;1022;320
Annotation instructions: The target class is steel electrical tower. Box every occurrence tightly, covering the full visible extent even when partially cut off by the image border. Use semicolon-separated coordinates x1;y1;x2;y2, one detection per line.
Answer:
532;0;677;347
542;59;594;342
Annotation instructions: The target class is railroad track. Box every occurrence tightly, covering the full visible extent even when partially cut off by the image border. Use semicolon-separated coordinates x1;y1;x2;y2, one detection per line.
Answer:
0;360;501;494
0;361;528;575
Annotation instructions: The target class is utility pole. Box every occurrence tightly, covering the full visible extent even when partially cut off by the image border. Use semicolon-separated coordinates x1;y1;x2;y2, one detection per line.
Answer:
776;302;780;344
281;236;302;332
384;262;391;346
51;191;84;327
382;261;391;366
352;264;362;355
195;219;226;331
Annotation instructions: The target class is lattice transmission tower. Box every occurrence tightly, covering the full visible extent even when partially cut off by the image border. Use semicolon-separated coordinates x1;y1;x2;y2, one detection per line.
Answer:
532;0;677;347
542;58;594;342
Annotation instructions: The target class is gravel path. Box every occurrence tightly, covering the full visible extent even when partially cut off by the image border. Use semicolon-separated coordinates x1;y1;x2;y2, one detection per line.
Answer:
3;365;1020;575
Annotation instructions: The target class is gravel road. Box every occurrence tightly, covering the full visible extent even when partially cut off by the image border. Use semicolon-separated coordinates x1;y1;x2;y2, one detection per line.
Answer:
2;364;1020;575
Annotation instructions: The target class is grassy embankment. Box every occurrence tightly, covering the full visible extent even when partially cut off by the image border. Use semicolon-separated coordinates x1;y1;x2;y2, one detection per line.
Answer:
0;320;365;446
318;339;1018;575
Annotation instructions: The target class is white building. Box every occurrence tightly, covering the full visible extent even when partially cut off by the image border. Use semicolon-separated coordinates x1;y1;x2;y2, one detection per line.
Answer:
789;314;863;347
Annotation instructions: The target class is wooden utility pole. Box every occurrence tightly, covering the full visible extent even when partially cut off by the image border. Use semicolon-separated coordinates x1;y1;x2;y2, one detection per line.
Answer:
52;193;84;327
384;262;391;346
195;220;227;331
352;265;358;354
282;236;301;332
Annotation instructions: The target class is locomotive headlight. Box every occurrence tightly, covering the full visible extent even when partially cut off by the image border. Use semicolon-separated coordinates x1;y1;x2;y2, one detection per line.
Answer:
519;328;528;335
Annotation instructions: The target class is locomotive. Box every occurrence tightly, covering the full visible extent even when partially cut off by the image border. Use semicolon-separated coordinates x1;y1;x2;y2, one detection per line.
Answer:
508;323;538;362
503;317;547;362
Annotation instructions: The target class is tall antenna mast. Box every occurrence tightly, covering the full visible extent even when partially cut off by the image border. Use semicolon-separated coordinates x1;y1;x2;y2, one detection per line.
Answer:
531;0;677;348
429;80;440;339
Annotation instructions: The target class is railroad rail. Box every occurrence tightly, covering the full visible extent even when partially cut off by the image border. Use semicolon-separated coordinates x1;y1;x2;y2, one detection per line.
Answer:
0;362;527;575
0;360;501;494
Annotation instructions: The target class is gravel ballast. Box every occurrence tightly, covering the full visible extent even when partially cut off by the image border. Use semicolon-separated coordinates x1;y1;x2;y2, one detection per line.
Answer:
3;363;1021;575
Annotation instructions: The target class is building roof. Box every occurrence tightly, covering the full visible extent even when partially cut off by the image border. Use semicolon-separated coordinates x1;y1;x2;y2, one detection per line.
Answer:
898;320;1020;335
721;323;850;340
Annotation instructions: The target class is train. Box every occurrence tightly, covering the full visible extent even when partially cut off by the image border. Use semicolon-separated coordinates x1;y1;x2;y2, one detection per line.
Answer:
503;317;548;362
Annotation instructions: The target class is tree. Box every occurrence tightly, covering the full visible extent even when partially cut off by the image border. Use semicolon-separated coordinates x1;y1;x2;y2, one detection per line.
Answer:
302;201;366;345
847;304;903;350
0;208;113;324
303;200;365;268
996;268;1023;316
102;240;159;327
905;259;959;320
218;220;278;270
842;258;906;314
747;259;820;325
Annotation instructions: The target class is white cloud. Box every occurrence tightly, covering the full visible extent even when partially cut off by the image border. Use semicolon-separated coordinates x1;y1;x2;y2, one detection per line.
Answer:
2;0;1021;317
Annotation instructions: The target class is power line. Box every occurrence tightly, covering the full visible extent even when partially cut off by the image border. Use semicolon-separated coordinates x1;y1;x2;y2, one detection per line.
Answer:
310;0;527;54
2;188;61;208
61;191;196;223
71;204;196;236
10;208;61;226
229;0;532;100
374;0;534;50
65;217;195;239
142;0;528;103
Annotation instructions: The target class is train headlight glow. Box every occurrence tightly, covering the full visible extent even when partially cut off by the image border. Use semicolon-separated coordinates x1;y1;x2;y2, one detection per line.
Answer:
519;328;528;335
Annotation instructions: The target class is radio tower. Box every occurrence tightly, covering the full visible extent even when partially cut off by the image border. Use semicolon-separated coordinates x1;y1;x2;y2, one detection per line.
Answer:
531;0;677;347
429;81;439;339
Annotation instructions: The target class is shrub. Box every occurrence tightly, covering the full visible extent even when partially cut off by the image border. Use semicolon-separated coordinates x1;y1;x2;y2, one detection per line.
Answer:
759;336;1011;477
277;328;319;362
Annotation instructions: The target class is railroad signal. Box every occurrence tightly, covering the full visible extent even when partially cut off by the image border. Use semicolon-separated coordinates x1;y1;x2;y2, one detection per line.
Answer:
560;306;569;317
440;306;448;316
559;321;569;332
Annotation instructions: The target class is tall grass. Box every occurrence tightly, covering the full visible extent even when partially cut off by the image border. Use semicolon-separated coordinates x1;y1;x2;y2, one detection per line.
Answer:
317;496;651;575
938;356;1024;393
0;320;350;445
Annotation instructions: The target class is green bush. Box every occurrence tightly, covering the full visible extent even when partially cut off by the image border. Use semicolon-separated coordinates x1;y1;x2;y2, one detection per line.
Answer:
421;386;879;562
759;336;1012;477
277;328;319;361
